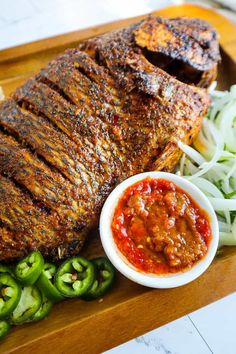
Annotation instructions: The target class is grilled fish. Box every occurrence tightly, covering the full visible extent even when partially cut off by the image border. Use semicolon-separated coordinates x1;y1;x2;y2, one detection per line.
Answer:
0;16;220;261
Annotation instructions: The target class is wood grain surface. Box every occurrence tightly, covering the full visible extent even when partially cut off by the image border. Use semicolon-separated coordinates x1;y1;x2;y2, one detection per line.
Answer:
0;4;236;354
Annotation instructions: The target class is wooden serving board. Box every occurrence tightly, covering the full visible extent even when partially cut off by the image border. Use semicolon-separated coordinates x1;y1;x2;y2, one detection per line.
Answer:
0;4;236;354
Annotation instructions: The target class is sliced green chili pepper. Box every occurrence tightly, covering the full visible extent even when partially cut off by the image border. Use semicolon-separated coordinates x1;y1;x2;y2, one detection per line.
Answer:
10;285;41;325
0;264;14;277
30;289;53;322
0;321;10;340
0;274;21;319
83;257;115;300
37;263;64;303
55;257;95;297
15;251;44;286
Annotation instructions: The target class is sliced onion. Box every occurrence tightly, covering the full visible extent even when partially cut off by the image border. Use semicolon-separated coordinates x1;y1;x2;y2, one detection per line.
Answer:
219;232;236;246
192;177;224;198
184;160;199;175
208;197;236;211
218;221;231;233
191;177;231;223
208;81;217;93
179;153;186;176
178;84;236;247
178;140;205;165
217;102;236;152
187;121;224;180
226;160;236;180
193;130;215;159
232;217;236;237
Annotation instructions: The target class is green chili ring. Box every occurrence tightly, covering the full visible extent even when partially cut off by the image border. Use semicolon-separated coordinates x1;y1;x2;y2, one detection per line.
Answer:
0;274;21;320
55;257;95;297
0;321;10;340
0;264;14;277
10;285;42;325
30;289;53;322
83;257;115;300
15;251;44;286
37;263;64;303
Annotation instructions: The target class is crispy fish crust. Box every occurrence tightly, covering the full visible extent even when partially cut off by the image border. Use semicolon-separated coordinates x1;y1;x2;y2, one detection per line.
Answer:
0;16;219;261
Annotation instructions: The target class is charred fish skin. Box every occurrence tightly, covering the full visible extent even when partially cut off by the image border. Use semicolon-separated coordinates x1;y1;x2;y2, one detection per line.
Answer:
0;16;220;261
0;175;87;262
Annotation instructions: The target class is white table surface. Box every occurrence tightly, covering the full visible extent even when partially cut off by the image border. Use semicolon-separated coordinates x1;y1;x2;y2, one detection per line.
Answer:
0;1;236;353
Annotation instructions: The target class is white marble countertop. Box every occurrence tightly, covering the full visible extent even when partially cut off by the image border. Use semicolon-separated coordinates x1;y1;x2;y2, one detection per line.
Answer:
2;0;235;50
1;1;236;353
106;292;236;354
0;0;181;50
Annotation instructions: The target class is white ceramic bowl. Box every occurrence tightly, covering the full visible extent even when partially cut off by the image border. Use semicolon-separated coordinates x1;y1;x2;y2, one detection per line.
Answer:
99;172;219;288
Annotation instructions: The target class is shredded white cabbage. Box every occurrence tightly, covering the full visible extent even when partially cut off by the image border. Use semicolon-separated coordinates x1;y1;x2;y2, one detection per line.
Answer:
177;84;236;246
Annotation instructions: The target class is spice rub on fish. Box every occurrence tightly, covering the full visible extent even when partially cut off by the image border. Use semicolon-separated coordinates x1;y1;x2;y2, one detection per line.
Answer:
0;16;220;261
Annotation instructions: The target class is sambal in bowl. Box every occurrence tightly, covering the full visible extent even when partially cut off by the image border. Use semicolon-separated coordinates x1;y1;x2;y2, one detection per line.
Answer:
99;172;219;288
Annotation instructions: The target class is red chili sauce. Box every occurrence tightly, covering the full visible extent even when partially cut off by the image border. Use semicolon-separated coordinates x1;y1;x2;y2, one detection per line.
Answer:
111;178;212;275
